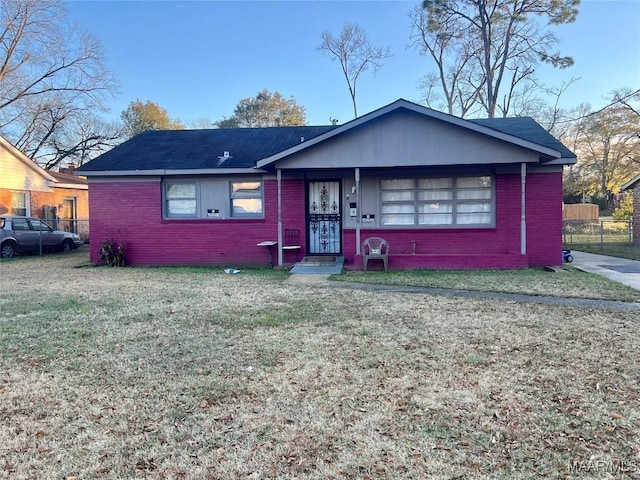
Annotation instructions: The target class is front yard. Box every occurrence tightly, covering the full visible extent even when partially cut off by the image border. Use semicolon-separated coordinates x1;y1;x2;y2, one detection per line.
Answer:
333;267;639;303
1;250;639;479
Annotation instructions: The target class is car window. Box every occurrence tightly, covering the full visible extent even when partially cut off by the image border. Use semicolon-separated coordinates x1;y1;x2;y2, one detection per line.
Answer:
0;218;4;229
29;219;51;231
12;219;30;231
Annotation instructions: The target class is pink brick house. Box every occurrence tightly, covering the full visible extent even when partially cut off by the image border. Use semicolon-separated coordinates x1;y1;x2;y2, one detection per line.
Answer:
76;99;576;269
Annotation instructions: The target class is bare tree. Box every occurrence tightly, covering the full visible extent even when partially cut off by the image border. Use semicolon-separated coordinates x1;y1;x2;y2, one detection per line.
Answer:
515;77;580;140
609;88;640;118
418;0;578;118
568;105;640;208
0;0;118;168
43;116;123;169
410;4;483;117
319;23;391;118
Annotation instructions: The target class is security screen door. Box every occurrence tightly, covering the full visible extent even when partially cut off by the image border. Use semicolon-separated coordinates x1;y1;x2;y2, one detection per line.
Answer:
307;181;341;255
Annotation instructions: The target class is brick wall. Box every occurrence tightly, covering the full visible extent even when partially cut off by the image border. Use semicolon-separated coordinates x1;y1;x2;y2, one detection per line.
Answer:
28;188;89;239
88;172;564;268
343;171;563;269
88;180;280;266
526;172;563;266
0;189;10;214
0;187;88;235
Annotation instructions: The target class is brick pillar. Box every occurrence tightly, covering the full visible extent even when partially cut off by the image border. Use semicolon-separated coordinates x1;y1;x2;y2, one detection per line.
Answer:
633;189;640;246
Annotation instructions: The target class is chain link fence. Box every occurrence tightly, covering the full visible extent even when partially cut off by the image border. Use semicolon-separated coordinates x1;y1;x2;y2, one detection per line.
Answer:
563;219;633;247
47;218;90;242
24;218;89;258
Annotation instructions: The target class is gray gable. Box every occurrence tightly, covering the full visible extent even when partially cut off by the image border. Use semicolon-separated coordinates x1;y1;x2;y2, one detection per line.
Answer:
77;125;337;172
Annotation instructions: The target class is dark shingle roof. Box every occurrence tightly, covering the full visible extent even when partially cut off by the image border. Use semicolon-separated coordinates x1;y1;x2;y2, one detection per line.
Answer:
78;102;576;174
469;117;576;160
77;125;338;172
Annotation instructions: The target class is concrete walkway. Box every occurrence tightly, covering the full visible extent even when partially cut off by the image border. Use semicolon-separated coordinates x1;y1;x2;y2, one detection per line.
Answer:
284;251;640;310
284;271;640;312
569;250;640;291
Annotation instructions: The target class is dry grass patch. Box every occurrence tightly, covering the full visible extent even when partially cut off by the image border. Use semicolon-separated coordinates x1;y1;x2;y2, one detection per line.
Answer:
333;267;640;303
1;250;640;479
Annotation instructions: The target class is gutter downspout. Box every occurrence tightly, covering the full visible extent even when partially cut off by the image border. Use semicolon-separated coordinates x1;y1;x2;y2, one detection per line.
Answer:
277;169;283;267
521;163;526;255
355;167;361;256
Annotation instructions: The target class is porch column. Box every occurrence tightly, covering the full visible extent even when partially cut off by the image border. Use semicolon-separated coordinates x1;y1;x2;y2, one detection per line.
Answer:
277;169;283;267
521;163;527;255
355;167;361;255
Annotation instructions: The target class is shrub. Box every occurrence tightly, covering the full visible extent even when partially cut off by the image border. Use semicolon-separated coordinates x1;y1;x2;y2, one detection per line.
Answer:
612;193;633;221
98;238;126;267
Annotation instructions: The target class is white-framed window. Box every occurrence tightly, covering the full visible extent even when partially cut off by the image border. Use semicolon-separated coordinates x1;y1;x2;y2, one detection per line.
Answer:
380;176;493;227
162;179;265;219
11;191;28;216
455;176;493;225
230;181;263;217
165;182;197;218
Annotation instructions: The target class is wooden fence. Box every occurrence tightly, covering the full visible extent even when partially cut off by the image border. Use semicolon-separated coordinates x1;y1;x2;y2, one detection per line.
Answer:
563;203;599;221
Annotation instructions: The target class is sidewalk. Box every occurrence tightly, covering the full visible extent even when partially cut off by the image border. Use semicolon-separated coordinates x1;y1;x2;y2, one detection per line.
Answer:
284;260;640;311
568;250;640;291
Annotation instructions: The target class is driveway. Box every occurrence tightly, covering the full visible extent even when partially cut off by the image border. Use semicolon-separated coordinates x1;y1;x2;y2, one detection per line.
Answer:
570;250;640;291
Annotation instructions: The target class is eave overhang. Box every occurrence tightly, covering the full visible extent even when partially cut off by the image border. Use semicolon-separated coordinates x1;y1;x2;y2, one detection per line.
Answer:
50;182;88;190
75;167;266;177
542;156;577;166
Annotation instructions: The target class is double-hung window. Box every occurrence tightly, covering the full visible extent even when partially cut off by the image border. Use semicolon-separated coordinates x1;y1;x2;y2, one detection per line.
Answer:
455;176;493;225
380;179;416;225
381;176;493;227
165;182;197;218
418;178;454;225
230;181;262;217
11;191;27;216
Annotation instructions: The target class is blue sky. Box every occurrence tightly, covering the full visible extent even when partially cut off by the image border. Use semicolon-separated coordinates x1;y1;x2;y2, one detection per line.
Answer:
66;0;640;126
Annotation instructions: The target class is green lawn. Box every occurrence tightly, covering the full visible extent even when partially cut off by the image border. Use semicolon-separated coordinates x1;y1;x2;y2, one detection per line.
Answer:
332;266;639;303
1;250;639;479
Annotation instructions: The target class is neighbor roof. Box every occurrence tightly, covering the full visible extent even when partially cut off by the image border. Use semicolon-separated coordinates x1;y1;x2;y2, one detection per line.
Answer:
621;173;640;191
76;126;338;174
49;171;86;185
0;135;57;182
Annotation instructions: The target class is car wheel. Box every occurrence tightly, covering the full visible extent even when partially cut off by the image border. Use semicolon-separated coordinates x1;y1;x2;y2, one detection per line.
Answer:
61;239;73;253
566;255;573;263
1;241;16;258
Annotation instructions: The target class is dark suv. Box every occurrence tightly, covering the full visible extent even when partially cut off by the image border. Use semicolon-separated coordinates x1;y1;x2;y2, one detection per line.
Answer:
0;216;84;258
